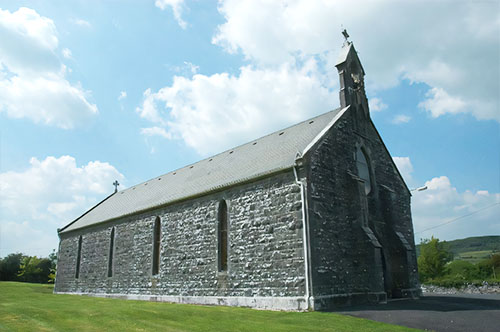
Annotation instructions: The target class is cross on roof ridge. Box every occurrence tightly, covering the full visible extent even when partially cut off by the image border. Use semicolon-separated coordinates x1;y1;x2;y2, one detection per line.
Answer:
113;180;120;193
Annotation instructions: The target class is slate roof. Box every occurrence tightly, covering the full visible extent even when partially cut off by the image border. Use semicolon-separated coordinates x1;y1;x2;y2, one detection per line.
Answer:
60;106;349;233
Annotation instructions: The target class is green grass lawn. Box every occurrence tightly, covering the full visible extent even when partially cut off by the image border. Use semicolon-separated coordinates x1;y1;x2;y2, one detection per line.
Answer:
0;282;422;332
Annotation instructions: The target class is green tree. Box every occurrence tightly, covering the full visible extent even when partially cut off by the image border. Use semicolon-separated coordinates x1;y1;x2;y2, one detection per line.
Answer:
18;256;52;283
0;253;24;281
48;249;57;267
48;249;58;283
418;237;451;281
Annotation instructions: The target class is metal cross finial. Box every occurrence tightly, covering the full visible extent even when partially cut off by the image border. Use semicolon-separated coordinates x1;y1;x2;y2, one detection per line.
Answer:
342;29;350;43
113;180;120;193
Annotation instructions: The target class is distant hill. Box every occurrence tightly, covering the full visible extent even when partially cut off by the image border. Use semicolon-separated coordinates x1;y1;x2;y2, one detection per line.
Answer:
416;235;500;263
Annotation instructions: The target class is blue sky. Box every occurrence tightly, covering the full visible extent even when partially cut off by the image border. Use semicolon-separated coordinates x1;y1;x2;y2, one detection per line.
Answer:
0;0;499;257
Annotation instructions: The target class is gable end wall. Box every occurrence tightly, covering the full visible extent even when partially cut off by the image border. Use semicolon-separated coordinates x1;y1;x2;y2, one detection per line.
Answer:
305;109;419;309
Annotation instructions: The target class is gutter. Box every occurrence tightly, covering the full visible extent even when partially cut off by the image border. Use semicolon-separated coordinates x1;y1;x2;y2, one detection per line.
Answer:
293;162;313;310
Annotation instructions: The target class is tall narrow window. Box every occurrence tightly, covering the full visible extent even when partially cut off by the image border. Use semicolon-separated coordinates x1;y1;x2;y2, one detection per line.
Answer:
356;147;372;195
218;200;228;272
75;235;82;279
108;227;115;277
152;217;161;275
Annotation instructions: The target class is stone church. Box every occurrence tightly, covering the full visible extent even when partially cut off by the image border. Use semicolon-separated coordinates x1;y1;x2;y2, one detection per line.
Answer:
54;40;420;311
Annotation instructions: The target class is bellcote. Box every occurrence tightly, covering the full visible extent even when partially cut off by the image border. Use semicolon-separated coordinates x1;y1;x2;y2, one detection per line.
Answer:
335;40;370;120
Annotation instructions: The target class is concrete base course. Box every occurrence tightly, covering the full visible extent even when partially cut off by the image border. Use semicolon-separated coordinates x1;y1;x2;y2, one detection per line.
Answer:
54;292;309;311
54;291;406;311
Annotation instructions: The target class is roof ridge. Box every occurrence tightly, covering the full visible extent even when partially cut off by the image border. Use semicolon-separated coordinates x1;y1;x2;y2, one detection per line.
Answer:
119;108;342;193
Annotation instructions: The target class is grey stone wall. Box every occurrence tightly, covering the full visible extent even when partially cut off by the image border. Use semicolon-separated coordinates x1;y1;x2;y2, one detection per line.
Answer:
305;108;419;308
55;171;306;306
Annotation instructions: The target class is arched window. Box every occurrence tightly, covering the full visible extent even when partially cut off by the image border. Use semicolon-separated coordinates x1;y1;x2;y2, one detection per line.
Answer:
356;147;371;195
108;227;115;277
75;235;82;279
152;217;161;275
218;200;228;272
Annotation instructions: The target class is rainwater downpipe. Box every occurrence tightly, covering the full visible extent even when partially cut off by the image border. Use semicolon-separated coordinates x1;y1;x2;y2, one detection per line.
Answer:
293;164;312;310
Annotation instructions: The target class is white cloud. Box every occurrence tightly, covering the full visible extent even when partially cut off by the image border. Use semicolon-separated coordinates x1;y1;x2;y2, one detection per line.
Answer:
155;0;187;29
412;176;500;242
62;48;72;59
168;61;201;78
393;156;414;184
418;87;468;119
0;75;98;129
71;18;91;28
137;59;335;155
0;7;59;73
118;90;127;100
0;156;125;257
392;114;411;124
141;126;171;139
137;88;167;125
213;0;339;65
184;61;199;74
392;157;500;242
0;7;98;129
141;1;498;156
212;0;499;122
369;97;387;112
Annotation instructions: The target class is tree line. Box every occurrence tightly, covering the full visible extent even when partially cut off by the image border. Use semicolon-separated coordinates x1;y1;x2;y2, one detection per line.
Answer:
0;250;57;284
418;237;500;287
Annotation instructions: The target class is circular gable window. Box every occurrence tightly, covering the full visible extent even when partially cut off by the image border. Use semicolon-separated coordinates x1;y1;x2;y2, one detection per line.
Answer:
356;147;371;195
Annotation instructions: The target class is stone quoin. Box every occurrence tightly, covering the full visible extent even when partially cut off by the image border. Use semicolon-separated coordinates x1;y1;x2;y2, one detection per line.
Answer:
54;38;421;311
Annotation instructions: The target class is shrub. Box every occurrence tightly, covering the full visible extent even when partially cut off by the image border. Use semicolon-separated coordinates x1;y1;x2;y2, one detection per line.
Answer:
445;260;479;280
418;237;451;281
